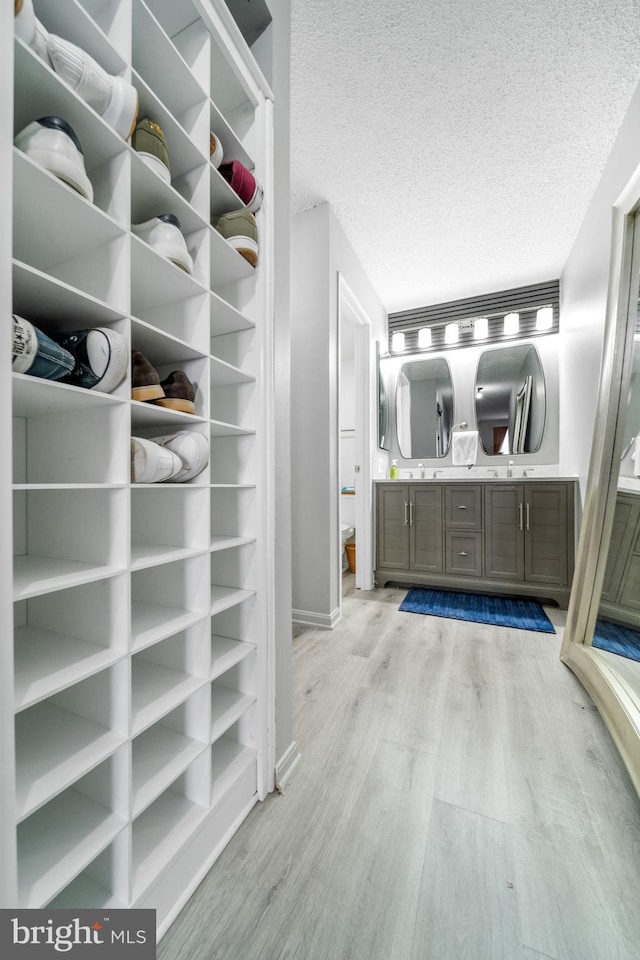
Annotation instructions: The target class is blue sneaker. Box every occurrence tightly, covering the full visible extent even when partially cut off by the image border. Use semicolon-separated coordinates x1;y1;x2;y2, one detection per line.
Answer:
54;327;128;393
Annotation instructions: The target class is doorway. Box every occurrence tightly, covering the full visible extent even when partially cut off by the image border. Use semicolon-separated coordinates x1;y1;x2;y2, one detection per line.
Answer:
338;275;374;604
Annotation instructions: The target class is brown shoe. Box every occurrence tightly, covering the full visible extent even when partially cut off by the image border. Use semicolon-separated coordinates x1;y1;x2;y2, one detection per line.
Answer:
131;350;165;402
154;370;196;415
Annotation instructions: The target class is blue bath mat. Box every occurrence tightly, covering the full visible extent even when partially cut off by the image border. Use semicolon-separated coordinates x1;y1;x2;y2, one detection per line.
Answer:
592;618;640;662
399;587;556;633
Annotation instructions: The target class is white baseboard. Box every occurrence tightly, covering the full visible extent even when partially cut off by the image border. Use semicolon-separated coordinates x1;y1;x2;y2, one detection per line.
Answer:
274;741;301;793
292;606;341;629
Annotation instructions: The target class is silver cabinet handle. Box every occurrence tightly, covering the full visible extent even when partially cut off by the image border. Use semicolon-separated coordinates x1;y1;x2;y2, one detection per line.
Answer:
458;551;468;556
457;504;468;509
518;503;523;530
525;502;530;531
404;501;408;526
409;501;414;526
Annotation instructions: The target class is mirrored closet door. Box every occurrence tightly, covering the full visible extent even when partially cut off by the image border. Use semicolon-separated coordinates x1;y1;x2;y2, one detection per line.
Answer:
562;178;640;796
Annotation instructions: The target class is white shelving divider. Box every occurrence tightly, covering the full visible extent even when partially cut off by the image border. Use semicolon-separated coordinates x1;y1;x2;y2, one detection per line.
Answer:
3;0;275;936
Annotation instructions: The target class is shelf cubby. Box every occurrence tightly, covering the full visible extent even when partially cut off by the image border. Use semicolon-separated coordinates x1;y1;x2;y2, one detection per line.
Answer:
210;355;254;389
18;753;127;908
132;317;208;369
14;575;128;711
74;0;131;59
15;664;128;821
210;585;255;616
210;674;256;744
133;1;209;137
211;379;255;432
209;225;256;287
13;488;127;600
209;434;256;484
131;486;209;569
210;327;256;375
212;598;258;650
210;159;247;216
33;0;127;79
211;485;257;542
132;688;210;817
130;555;210;654
210;290;255;338
131;231;206;313
13;260;126;331
130;148;208;239
209;27;258;168
142;0;211;91
131;622;209;736
211;734;257;807
13;386;128;484
211;635;256;681
13;40;128;179
131;753;210;900
47;834;128;909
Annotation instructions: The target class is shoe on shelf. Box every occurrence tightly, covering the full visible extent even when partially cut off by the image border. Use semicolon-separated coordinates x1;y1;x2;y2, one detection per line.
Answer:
46;34;138;140
132;214;193;274
54;327;128;393
219;160;263;213
210;131;224;168
14;116;94;201
14;0;50;62
152;431;208;482
12;314;75;380
154;370;196;415
132;117;171;184
212;208;258;267
131;349;164;402
131;437;182;483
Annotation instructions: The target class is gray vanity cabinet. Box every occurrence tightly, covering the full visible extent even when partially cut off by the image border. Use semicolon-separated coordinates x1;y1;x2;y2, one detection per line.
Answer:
484;483;571;586
375;479;576;606
376;484;443;573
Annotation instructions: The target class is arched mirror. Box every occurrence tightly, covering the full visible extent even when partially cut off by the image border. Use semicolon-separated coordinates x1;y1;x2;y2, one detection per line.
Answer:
562;181;640;797
475;344;546;455
396;357;453;458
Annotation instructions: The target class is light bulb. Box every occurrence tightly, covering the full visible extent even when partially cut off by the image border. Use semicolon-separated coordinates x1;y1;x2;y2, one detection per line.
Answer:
418;327;432;348
536;306;553;330
504;312;519;336
391;331;405;352
474;317;489;339
444;322;459;344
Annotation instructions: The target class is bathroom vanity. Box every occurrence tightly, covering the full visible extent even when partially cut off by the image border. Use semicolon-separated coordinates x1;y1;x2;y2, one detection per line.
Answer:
375;478;578;607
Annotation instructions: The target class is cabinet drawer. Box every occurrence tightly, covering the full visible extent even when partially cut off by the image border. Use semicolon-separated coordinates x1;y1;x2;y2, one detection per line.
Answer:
445;485;482;529
445;532;483;576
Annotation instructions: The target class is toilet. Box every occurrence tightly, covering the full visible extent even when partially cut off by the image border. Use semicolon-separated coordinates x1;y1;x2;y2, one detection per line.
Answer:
341;523;355;571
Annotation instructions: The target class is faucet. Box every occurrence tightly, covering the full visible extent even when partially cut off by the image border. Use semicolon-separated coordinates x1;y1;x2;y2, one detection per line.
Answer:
507;460;514;478
432;469;443;479
488;468;499;477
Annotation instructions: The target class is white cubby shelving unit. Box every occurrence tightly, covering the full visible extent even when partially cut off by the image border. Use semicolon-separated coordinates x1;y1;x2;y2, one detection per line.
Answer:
2;0;275;936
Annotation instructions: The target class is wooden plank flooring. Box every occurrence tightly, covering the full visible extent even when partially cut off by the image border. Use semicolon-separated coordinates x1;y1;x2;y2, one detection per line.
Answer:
158;576;640;960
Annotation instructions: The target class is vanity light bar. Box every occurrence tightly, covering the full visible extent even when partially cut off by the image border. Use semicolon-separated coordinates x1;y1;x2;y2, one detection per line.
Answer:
387;280;560;354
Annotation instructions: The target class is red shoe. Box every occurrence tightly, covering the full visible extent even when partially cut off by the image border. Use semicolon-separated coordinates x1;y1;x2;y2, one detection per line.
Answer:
219;160;263;213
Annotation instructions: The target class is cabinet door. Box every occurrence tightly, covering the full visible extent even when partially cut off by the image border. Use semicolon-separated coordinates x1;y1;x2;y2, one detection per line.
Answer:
444;484;482;529
410;484;443;572
618;554;640;612
601;495;640;601
376;485;410;569
484;484;524;581
524;483;569;585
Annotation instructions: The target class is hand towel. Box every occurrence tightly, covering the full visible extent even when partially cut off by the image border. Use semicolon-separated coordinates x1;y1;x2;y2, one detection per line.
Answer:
632;435;640;477
452;430;479;467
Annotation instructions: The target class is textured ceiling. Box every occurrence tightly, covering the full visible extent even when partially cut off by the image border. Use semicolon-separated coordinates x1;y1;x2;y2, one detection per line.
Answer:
290;0;640;312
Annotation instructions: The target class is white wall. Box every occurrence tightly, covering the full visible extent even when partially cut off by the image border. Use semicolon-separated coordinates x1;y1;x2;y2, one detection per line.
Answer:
383;335;560;471
291;203;387;624
561;81;640;499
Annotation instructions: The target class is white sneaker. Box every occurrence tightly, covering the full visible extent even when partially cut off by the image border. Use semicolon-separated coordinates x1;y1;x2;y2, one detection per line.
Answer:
47;34;138;140
15;0;50;62
152;431;209;482
14;116;94;201
210;131;224;169
132;215;194;274
131;437;182;484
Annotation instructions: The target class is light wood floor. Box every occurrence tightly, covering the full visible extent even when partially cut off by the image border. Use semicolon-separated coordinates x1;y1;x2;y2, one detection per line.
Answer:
158;575;640;960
